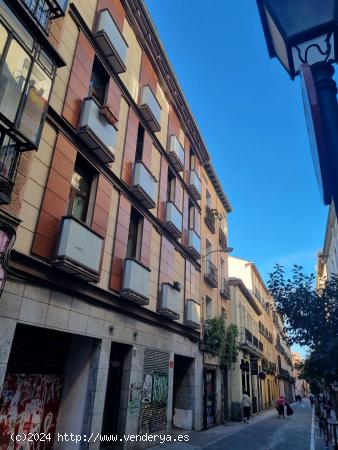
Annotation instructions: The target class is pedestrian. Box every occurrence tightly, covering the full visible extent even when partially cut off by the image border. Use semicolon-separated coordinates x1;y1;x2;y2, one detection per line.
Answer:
242;391;252;424
309;394;315;407
276;395;285;418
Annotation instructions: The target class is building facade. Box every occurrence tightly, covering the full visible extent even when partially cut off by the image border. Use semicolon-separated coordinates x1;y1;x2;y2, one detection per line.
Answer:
292;352;309;399
317;202;338;288
0;0;232;448
228;256;293;419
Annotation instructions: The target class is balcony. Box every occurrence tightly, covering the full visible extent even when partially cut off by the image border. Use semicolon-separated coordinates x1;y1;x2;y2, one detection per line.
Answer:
189;170;201;200
130;161;156;209
220;278;230;299
187;229;201;260
121;258;150;305
95;9;128;74
52;216;103;282
158;283;180;320
219;228;228;250
185;299;200;329
164;201;182;238
22;0;68;31
168;135;185;172
139;85;161;132
204;259;218;288
0;140;20;205
78;97;116;164
204;206;215;234
239;328;264;357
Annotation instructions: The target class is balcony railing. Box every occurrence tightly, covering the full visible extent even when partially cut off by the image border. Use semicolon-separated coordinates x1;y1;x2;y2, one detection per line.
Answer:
78;97;116;164
0;135;20;205
22;0;68;30
204;259;218;288
189;170;201;200
158;283;180;320
185;299;200;329
204;206;216;234
52;216;103;281
220;278;230;299
187;229;201;260
219;228;228;250
121;258;150;305
130;161;156;209
139;85;161;132
95;9;128;73
165;201;182;238
168;135;185;172
239;328;264;355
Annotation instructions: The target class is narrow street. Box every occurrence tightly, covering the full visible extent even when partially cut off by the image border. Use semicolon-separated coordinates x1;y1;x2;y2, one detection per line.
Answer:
154;400;328;450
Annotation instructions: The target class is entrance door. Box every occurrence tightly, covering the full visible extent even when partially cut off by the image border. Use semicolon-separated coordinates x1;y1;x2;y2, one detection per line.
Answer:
204;370;216;427
223;367;229;421
101;343;131;444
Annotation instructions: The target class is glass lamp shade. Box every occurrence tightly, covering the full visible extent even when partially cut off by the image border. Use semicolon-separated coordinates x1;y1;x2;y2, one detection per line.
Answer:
256;0;337;78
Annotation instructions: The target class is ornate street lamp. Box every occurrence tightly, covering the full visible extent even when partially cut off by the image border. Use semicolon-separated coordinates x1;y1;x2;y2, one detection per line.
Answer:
256;0;338;213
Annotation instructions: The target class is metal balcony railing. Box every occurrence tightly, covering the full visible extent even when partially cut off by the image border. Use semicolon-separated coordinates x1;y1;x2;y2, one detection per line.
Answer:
168;135;185;172
204;259;218;288
78;97;116;164
220;278;230;299
52;216;103;281
95;9;128;73
189;169;201;200
22;0;68;30
165;201;182;238
204;206;216;234
139;85;161;132
121;258;150;305
130;161;156;209
187;229;200;260
219;228;228;250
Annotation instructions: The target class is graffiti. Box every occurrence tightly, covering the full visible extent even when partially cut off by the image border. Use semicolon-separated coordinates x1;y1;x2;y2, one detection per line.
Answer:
0;373;63;450
128;383;142;415
141;373;152;404
152;371;168;406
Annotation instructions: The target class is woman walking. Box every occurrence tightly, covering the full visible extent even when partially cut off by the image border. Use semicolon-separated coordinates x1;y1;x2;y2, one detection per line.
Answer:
242;391;252;424
276;395;285;418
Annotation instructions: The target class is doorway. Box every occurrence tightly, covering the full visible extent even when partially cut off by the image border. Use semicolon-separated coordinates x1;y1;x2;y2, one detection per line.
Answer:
204;369;216;428
172;355;194;430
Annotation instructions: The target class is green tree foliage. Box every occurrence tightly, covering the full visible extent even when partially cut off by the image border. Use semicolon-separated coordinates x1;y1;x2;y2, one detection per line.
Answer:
268;264;338;384
203;317;239;368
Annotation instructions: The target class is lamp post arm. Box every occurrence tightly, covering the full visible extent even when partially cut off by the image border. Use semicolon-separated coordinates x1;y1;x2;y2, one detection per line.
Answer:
201;247;233;261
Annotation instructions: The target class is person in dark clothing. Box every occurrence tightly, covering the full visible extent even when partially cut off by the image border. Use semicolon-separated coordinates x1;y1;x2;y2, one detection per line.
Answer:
242;392;252;424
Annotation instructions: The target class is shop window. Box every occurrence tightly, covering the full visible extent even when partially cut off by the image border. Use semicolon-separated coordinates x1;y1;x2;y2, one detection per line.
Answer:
126;207;143;260
88;57;109;105
68;156;95;224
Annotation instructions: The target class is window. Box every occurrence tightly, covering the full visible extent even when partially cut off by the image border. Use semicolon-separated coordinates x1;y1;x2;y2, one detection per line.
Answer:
221;307;227;319
68;157;94;223
135;123;144;161
220;258;225;278
0;136;19;181
206;295;212;319
0;38;31;123
167;168;175;202
188;200;194;229
88;57;109;105
189;149;195;171
206;188;211;208
126;207;143;260
206;238;212;261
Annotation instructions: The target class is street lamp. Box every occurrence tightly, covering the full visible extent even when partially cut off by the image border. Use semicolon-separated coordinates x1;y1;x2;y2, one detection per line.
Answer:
201;247;233;260
256;0;338;214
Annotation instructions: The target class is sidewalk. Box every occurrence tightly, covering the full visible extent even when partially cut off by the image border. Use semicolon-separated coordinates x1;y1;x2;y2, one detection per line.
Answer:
151;408;278;449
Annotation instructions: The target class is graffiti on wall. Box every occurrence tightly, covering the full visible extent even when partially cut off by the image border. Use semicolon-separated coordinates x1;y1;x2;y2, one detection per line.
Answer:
128;383;142;415
0;373;63;450
138;349;169;435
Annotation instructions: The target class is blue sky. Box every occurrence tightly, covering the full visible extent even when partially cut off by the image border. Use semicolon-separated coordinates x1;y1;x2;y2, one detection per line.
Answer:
145;1;328;355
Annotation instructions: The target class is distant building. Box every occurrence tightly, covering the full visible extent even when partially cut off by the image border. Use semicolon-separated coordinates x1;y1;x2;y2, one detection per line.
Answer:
292;352;309;399
317;202;338;288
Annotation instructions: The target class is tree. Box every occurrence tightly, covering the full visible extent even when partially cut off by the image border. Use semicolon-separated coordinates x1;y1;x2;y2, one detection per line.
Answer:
268;265;338;384
203;317;239;368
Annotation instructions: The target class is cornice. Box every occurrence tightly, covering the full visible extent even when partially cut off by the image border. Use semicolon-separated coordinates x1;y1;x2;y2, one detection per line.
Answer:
122;0;232;213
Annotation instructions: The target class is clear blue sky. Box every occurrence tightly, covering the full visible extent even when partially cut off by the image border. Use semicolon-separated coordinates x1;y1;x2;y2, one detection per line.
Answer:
145;0;328;286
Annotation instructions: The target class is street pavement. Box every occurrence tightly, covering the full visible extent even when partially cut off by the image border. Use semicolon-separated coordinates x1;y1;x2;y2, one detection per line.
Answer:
153;399;329;450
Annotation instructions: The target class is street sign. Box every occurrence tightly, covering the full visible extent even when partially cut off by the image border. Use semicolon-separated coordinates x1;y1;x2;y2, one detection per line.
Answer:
300;63;332;205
